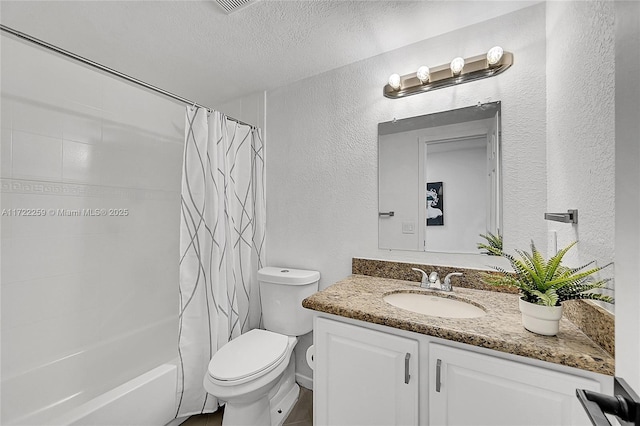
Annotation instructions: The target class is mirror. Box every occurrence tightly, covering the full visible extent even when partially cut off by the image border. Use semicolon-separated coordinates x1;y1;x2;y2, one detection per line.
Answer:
378;102;501;254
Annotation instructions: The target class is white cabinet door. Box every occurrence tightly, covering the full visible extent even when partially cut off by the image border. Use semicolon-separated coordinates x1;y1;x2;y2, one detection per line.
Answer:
314;317;419;426
428;343;602;426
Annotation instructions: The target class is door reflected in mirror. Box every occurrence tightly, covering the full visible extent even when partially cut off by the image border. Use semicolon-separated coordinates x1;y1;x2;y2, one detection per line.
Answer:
378;102;501;254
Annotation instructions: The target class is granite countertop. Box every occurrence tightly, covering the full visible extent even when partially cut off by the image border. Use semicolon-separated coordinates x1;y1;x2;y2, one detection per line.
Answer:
302;274;614;376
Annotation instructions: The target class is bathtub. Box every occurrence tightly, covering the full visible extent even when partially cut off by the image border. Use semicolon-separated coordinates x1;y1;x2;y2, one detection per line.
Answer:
48;364;177;426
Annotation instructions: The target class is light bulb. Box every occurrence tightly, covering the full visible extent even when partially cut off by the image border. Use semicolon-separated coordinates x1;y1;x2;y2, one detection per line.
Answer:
450;57;465;75
416;66;430;84
388;73;401;90
487;46;504;66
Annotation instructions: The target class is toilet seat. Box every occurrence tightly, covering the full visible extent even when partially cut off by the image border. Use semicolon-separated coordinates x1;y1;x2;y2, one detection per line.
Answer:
207;329;289;384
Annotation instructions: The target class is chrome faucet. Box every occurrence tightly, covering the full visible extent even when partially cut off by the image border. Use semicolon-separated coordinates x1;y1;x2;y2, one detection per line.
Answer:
411;268;442;290
428;271;441;288
411;268;462;292
442;272;463;291
411;268;430;288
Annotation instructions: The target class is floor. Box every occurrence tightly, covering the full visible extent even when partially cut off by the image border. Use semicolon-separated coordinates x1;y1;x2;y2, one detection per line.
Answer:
182;387;313;426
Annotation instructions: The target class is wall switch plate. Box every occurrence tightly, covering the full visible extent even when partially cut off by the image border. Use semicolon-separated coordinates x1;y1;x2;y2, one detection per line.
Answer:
402;221;415;234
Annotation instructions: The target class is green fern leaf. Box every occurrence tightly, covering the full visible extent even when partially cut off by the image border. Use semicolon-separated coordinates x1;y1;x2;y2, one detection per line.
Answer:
481;240;613;305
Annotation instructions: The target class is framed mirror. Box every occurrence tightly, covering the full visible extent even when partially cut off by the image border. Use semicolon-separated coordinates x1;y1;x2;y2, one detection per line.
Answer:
378;102;501;254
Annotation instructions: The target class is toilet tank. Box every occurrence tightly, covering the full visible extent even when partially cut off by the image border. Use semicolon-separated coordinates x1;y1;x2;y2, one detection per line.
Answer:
258;267;320;336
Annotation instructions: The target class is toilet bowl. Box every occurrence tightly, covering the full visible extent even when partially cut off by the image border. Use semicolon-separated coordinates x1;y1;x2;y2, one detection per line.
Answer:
203;267;320;426
204;329;299;425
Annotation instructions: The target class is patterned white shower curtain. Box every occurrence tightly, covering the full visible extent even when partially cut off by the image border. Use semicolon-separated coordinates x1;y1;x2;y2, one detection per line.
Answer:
176;107;265;417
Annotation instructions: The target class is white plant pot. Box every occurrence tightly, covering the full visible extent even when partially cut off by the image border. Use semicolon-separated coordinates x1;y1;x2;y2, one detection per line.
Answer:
518;298;563;336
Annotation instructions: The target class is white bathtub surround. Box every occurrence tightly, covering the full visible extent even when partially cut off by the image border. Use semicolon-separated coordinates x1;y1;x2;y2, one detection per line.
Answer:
177;108;266;417
1;35;182;425
49;364;177;426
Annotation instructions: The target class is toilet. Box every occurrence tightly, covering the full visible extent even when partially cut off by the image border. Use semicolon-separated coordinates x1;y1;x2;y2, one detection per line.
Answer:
203;267;320;426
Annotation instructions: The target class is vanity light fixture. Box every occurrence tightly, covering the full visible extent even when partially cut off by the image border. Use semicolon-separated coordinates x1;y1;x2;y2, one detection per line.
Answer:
450;57;465;75
486;46;504;66
384;46;513;99
416;66;430;83
388;73;401;90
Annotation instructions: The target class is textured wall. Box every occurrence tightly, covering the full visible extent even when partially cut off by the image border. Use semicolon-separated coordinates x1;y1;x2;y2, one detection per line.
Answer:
545;1;615;307
265;5;547;383
219;90;266;129
265;4;547;290
614;0;640;392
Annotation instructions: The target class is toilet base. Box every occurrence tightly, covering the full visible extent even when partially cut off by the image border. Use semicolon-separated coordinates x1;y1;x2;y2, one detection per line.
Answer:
222;397;271;426
220;356;299;426
270;382;299;426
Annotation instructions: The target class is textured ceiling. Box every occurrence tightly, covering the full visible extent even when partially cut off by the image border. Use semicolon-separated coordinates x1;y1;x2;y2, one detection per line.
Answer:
0;0;539;108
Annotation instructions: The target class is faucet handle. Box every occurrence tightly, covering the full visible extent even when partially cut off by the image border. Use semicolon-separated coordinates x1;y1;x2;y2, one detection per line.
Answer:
411;268;429;287
442;272;463;291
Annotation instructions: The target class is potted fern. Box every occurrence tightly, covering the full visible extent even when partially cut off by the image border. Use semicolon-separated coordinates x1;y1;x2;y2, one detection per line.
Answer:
477;231;503;256
482;241;613;336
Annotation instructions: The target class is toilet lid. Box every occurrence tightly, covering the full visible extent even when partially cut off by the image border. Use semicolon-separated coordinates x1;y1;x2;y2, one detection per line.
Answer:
208;329;289;382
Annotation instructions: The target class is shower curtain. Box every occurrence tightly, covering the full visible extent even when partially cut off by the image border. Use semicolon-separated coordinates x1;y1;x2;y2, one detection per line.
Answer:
176;107;266;417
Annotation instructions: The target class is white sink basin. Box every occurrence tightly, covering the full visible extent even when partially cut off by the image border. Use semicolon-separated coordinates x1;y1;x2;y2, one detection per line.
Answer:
383;292;486;319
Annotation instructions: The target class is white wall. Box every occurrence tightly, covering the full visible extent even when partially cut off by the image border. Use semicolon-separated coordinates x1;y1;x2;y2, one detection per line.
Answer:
219;90;266;129
545;1;616;308
614;0;640;393
265;4;547;289
1;35;182;424
425;142;486;254
378;131;421;251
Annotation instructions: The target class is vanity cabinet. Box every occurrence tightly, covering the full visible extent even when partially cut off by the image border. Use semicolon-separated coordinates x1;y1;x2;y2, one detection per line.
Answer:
312;314;611;426
314;317;419;426
428;343;601;426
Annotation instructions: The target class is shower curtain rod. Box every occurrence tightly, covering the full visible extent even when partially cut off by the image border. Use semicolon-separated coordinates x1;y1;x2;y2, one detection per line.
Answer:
0;24;253;128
